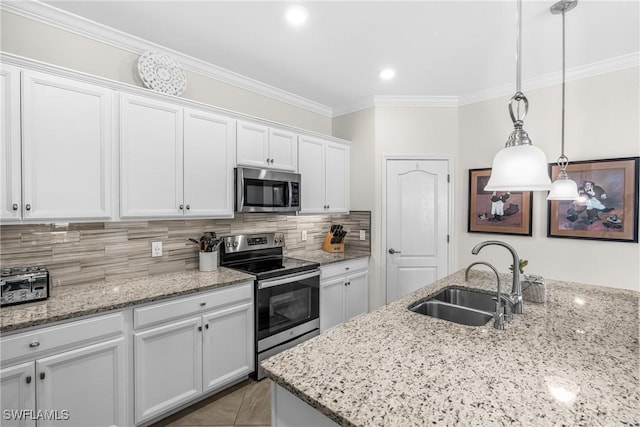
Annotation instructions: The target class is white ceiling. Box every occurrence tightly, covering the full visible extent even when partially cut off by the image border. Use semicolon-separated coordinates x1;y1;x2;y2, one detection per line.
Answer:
36;1;640;114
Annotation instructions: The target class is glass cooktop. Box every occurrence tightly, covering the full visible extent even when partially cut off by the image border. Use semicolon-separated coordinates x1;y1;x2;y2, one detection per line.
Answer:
229;256;319;280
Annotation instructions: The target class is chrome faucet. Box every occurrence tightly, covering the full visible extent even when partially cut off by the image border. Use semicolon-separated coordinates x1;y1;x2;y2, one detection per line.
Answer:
471;240;523;314
464;261;505;330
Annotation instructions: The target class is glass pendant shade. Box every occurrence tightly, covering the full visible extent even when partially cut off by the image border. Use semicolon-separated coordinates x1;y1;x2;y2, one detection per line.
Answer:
547;170;579;200
484;144;552;191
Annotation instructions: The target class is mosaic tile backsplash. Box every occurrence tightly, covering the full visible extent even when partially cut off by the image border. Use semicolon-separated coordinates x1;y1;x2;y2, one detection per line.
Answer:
0;212;370;287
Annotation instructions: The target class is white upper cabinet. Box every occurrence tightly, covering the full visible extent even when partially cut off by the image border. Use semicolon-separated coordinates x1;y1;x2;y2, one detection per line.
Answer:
120;94;235;219
298;136;349;214
20;70;115;221
236;120;297;171
0;65;22;222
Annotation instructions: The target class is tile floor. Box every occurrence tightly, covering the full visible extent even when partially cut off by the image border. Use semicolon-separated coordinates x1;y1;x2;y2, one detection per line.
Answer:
151;379;271;427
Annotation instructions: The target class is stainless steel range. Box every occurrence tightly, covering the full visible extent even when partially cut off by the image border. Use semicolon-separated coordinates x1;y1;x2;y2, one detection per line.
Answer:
220;232;320;379
1;266;50;307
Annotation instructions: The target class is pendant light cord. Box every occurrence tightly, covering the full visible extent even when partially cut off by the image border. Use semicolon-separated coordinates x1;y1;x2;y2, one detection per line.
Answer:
516;0;522;93
560;7;567;160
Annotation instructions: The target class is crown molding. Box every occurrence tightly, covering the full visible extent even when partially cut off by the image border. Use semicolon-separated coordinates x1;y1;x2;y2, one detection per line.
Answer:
0;1;333;117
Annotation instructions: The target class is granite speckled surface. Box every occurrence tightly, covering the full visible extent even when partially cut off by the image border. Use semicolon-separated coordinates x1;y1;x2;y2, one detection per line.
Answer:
0;268;255;333
261;269;640;426
289;249;370;265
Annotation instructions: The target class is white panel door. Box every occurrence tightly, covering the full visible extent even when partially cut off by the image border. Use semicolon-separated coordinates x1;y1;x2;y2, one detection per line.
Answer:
236;120;269;168
202;302;254;393
22;70;113;220
268;128;297;171
184;108;235;217
0;65;22;222
120;93;183;218
319;276;345;333
385;159;449;303
325;142;349;213
36;337;127;427
298;136;325;213
134;317;202;424
0;362;36;427
345;270;368;322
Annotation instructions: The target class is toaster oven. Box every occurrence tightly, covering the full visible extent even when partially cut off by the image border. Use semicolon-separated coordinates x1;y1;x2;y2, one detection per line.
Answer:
1;266;50;307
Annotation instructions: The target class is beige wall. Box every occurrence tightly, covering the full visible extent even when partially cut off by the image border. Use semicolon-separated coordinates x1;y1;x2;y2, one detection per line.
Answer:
457;67;640;291
0;10;331;133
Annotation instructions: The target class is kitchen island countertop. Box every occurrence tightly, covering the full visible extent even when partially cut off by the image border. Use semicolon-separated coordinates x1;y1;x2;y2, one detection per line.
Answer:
261;269;640;426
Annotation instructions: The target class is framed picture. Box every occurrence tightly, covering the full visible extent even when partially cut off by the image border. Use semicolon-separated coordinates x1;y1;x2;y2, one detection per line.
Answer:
547;157;639;243
468;168;533;236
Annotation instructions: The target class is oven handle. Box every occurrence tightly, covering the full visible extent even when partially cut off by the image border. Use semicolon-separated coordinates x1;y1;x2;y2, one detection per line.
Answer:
257;269;320;289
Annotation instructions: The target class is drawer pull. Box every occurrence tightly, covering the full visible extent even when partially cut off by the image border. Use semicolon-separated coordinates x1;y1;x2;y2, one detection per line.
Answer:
39;372;45;380
205;324;209;330
29;341;40;348
200;302;207;307
198;326;202;332
26;376;32;384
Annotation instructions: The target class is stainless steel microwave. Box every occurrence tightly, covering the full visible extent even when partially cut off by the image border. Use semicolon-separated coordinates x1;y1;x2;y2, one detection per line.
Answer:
235;167;301;213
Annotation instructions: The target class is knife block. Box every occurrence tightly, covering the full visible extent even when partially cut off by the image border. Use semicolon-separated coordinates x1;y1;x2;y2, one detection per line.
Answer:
322;232;344;253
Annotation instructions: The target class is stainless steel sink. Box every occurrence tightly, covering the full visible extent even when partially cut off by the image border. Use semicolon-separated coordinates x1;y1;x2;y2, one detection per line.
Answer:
409;286;495;326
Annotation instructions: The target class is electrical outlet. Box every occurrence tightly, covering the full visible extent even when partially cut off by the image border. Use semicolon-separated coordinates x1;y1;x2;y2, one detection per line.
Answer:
151;241;163;257
301;230;308;241
359;230;366;241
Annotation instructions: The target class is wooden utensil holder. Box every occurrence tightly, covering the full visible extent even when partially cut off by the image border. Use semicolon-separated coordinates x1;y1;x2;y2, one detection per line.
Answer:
323;232;344;253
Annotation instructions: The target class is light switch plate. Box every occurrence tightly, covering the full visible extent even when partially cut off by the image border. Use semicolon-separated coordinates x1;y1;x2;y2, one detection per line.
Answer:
301;230;307;241
359;230;366;240
151;241;163;257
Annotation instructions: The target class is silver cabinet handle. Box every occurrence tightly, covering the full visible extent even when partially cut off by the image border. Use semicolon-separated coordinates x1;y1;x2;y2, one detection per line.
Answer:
388;248;402;254
270;158;274;164
200;302;206;307
12;203;18;211
29;341;40;348
186;205;190;210
25;204;32;211
179;205;184;210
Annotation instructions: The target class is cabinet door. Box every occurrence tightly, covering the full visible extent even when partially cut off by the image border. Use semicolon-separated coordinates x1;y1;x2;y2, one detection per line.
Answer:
236;120;269;168
0;65;22;222
0;362;36;427
324;142;349;213
345;271;368;322
36;337;127;427
298;136;326;214
202;302;254;393
120;93;183;218
320;276;345;333
22;71;114;220
184;108;235;217
134;317;202;423
268;128;297;171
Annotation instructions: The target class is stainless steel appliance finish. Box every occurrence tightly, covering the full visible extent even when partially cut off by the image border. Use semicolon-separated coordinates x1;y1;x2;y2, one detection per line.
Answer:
220;232;320;379
1;266;50;307
235;167;301;213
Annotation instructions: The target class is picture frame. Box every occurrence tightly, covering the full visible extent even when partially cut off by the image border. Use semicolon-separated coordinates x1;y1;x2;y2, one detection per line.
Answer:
468;168;533;236
547;157;639;243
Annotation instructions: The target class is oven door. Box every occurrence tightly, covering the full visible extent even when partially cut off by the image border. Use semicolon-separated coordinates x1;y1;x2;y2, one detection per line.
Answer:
256;269;320;352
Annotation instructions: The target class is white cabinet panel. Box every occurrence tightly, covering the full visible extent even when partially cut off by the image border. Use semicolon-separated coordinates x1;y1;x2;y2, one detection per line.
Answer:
21;70;114;220
345;271;368;322
320;258;368;333
183;108;235;217
134;317;202;423
268;128;297;172
298;136;349;214
0;362;36;427
236;120;269;169
36;337;127;427
202;302;254;393
319;276;344;333
0;65;22;222
120;93;183;218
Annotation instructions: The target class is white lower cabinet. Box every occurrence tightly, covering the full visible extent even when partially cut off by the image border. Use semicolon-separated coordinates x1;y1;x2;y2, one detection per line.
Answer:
319;258;369;333
133;282;254;424
0;313;128;427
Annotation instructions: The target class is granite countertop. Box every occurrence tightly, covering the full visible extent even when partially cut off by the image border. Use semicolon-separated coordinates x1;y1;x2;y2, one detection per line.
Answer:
261;269;640;426
0;249;371;334
0;268;255;333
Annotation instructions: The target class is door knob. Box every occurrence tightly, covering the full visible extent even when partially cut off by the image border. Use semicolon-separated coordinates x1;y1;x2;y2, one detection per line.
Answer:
388;248;402;254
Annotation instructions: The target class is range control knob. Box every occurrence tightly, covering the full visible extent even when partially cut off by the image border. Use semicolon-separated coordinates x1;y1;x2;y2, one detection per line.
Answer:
232;241;239;248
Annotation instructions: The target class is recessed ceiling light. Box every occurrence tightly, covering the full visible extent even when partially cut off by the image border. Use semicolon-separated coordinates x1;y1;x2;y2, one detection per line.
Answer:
379;68;396;80
286;6;308;26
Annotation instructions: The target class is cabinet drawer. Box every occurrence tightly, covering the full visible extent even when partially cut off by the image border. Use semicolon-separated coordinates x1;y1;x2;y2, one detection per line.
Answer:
134;282;253;330
320;257;369;280
1;312;124;364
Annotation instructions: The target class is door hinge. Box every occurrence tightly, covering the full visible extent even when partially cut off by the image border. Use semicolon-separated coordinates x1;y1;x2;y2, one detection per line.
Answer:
447;174;450;183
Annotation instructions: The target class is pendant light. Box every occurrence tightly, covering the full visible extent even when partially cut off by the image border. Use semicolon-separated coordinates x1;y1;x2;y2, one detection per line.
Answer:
547;0;580;200
485;0;552;192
